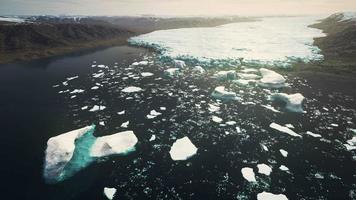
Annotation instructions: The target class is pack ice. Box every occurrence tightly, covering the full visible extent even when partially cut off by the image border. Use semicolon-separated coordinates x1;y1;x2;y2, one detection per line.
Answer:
169;137;198;161
44;126;138;183
271;93;305;113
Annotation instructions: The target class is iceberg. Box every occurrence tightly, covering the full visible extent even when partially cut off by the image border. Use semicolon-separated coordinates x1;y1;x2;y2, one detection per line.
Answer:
270;123;302;138
121;86;143;93
44;125;95;183
169;137;198;161
241;167;256;182
258;68;286;88
163;68;180;77
192;66;206;73
257;192;288;200
270;93;305;113
90;131;138;157
141;72;154;77
121;121;129;128
211;86;239;101
89;105;106;112
214;70;237;80
279;149;288;157
257;163;272;176
91;86;99;90
279;165;289;171
174;60;186;68
70;89;85;94
104;187;117;200
44;126;138;184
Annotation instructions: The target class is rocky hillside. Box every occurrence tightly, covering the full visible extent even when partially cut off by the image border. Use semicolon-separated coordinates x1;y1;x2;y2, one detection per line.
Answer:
312;13;356;60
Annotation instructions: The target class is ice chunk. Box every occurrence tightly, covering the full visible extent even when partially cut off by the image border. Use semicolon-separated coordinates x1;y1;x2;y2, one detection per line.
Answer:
279;149;288;157
150;110;162;116
93;72;104;78
104;187;116;200
141;72;154;77
214;70;237;80
70;89;85;94
99;121;105;126
226;121;237;125
211;86;239;101
306;131;322;138
121;86;143;93
117;110;125;115
149;135;156;141
285;124;294;129
132;61;149;66
270;123;302;138
261;105;281;113
270;93;305;113
241;167;256;182
89;105;106;112
169;137;197;161
347;136;356;146
238;73;261;80
44;125;95;183
121;121;129;128
241;68;259;73
91;86;99;90
192;66;206;73
81;106;88;110
90;131;138;157
258;68;286;88
164;68;180;77
212;116;223;123
66;76;79;81
232;79;257;86
279;165;289;171
257;163;272;176
174;60;186;68
160;107;166;111
208;104;220;112
257;192;288;200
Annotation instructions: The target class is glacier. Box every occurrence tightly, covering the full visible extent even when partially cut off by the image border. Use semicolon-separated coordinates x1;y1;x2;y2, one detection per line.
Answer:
129;16;325;67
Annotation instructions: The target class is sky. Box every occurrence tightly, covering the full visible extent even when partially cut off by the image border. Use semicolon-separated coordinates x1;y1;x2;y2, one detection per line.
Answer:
1;0;356;16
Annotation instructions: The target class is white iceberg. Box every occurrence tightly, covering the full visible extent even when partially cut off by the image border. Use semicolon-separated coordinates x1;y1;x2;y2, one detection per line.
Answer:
174;60;186;68
90;131;138;157
211;86;239;101
214;70;237;80
270;93;305;113
89;105;106;112
70;89;85;94
43;125;95;183
141;72;154;77
192;66;206;73
257;192;288;200
169;137;198;161
91;86;99;90
257;163;272;176
212;116;223;123
104;187;117;200
270;123;302;138
258;68;286;88
279;165;289;171
121;121;129;128
121;86;143;93
241;167;256;182
164;68;180;77
279;149;288;157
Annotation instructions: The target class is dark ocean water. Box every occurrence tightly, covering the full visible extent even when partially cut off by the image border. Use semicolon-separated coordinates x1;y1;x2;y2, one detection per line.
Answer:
1;45;356;200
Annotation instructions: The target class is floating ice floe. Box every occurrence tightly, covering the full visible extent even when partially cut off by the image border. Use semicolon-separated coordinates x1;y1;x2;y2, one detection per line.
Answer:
103;187;117;200
241;167;256;182
232;79;257;86
270;93;305;113
211;86;239;101
285;124;294;129
212;116;223;123
208;104;220;112
258;68;286;88
306;131;322;138
257;163;272;176
132;61;149;66
91;86;99;90
279;165;289;171
344;136;356;151
174;60;186;68
43;126;138;183
257;192;288;200
261;105;281;113
164;68;180;77
279;149;288;157
44;125;95;183
89;105;106;112
214;70;237;80
238;73;261;80
90;131;138;157
93;72;105;78
81;106;88;110
141;72;154;77
121;86;143;93
99;121;105;126
192;66;206;73
241;68;259;73
270;123;302;138
226;121;237;125
149;135;156;141
70;89;85;94
66;76;79;81
121;121;129;128
117;110;125;115
169;137;197;161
